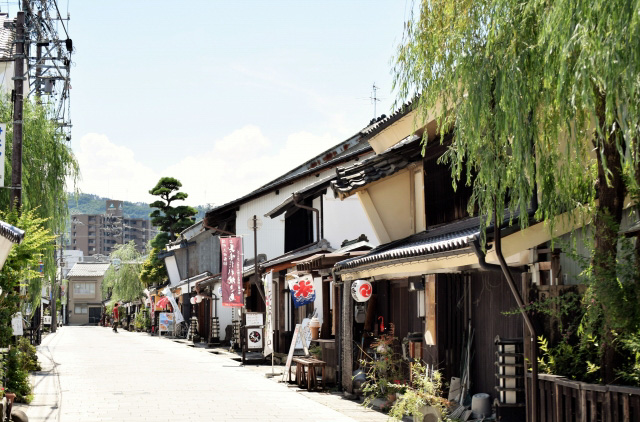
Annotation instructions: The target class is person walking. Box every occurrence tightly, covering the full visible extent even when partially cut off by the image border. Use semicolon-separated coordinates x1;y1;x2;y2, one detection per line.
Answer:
112;303;120;333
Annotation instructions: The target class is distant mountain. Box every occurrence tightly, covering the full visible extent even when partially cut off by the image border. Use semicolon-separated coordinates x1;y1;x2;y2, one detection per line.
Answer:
66;193;209;221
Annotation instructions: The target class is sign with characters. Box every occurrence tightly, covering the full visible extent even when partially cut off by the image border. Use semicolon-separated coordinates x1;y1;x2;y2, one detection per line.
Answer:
221;237;244;307
287;274;315;308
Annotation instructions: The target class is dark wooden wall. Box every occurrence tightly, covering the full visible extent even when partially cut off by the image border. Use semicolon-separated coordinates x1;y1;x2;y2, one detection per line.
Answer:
470;271;523;398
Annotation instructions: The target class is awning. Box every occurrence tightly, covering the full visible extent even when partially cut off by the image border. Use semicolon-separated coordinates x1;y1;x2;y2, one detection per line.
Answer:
172;272;214;294
294;251;369;272
335;219;480;273
264;175;334;219
260;241;333;273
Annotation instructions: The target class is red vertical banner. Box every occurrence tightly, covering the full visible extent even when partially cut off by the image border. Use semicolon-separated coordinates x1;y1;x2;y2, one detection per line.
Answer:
221;236;244;307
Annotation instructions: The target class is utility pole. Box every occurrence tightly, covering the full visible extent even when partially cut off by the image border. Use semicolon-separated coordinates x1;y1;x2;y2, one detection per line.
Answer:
10;11;25;211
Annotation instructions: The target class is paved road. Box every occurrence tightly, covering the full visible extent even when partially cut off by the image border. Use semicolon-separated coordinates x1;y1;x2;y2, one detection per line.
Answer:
19;326;387;422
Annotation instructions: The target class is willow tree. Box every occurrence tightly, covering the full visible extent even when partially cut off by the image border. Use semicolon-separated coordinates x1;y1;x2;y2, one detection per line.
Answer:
394;0;640;384
0;209;55;347
0;96;79;305
102;241;144;304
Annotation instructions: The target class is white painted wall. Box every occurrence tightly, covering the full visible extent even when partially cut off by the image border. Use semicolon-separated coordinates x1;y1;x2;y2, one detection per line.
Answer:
323;192;379;249
235;153;377;261
236;168;337;261
165;255;181;286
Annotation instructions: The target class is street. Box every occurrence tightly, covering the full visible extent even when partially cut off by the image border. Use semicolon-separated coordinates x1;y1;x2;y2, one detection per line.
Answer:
19;327;387;422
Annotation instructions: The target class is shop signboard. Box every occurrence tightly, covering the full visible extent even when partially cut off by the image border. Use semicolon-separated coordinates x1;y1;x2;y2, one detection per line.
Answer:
158;312;174;336
221;237;244;307
245;312;263;351
11;312;23;336
281;324;310;382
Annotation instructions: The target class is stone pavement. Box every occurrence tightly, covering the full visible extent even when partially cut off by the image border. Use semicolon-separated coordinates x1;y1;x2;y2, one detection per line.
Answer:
16;326;389;422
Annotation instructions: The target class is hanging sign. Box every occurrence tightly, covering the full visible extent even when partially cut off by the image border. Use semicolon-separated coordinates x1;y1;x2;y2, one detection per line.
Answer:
263;271;274;356
221;237;244;307
11;312;23;336
0;123;5;187
288;274;315;308
351;279;373;302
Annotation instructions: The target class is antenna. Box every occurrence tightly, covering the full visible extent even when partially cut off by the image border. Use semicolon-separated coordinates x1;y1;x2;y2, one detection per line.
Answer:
370;83;380;120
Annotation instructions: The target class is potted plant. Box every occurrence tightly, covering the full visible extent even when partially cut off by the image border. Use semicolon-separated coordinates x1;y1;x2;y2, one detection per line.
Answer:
388;363;450;421
309;345;322;360
359;333;405;411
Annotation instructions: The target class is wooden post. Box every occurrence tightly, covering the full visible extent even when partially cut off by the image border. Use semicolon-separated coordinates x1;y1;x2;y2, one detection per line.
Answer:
341;279;353;393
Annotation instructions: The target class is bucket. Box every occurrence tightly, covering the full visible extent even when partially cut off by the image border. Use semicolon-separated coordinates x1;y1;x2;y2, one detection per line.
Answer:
471;393;491;417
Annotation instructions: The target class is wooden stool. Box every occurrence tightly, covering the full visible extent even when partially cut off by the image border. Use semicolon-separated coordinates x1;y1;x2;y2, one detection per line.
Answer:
293;357;326;391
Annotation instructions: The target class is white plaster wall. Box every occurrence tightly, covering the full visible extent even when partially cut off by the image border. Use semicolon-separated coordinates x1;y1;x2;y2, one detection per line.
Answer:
165;255;181;286
234;152;376;261
323;192;379;249
0;61;14;94
236;169;336;261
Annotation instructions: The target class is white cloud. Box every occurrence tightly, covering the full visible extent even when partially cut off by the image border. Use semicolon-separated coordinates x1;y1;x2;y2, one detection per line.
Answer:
70;133;160;204
71;126;341;208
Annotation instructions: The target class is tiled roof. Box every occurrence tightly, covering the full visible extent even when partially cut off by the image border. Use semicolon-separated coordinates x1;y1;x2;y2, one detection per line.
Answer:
0;221;24;244
0;15;14;60
335;218;480;272
360;97;417;139
264;175;334;219
67;262;111;278
259;240;333;271
331;135;422;198
205;137;373;225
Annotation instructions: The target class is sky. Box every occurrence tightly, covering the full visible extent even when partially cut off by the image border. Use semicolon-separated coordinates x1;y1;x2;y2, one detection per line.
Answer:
9;1;410;207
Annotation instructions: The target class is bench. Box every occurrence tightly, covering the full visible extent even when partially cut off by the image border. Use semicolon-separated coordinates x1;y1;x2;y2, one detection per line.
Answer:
292;357;326;391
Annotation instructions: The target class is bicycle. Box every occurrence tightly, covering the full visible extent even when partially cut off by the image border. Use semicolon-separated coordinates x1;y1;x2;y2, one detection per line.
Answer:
174;321;188;339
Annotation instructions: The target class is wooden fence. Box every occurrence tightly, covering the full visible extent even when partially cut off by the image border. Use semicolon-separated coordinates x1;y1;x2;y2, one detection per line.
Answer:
526;373;640;422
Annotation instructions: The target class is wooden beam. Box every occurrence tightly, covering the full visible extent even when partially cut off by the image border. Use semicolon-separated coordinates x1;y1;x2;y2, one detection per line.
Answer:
357;189;391;244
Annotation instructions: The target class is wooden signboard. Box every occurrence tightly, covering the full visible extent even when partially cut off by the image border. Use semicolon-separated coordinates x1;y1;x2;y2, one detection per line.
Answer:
281;323;310;382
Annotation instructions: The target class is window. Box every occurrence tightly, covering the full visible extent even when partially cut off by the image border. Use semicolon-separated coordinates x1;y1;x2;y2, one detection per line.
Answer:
424;146;473;227
74;304;88;314
88;239;94;244
74;283;95;295
284;197;315;252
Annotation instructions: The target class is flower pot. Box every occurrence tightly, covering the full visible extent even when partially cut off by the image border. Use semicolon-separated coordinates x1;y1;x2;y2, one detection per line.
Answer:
412;404;442;422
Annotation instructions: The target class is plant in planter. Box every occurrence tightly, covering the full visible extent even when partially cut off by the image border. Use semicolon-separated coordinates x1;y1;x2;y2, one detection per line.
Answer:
309;345;322;360
359;333;405;411
388;363;451;421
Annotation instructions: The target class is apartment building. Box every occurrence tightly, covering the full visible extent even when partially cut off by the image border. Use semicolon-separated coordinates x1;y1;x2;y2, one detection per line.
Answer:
70;200;154;256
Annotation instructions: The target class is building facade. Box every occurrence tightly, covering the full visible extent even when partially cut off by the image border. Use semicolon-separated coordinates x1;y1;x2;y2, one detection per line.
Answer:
67;261;110;325
70;200;154;256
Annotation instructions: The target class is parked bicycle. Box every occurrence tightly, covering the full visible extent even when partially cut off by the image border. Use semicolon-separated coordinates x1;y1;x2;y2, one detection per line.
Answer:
174;321;188;339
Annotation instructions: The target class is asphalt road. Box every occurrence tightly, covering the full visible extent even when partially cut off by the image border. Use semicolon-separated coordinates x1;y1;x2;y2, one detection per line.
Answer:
19;326;387;422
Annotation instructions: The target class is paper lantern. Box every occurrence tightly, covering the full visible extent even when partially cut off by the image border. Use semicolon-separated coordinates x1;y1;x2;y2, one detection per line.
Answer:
196;295;203;303
351;279;372;302
190;297;196;305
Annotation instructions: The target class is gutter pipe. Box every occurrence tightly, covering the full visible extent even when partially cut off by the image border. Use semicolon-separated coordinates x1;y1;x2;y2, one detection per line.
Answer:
292;194;321;244
472;219;539;421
